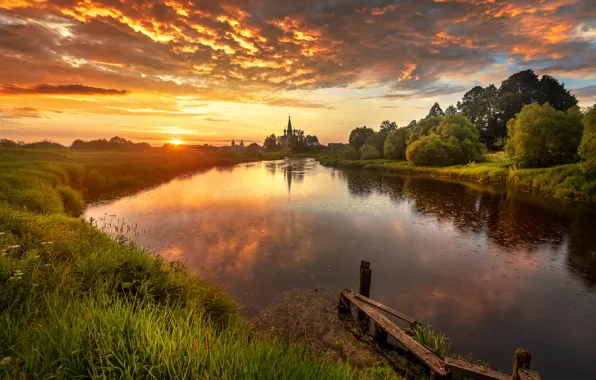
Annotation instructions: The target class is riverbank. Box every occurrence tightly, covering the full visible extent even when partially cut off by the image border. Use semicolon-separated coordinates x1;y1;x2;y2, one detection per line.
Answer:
0;148;399;379
318;155;596;201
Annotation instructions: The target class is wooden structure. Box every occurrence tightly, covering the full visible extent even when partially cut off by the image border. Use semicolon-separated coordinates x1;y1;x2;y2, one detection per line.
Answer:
339;262;542;380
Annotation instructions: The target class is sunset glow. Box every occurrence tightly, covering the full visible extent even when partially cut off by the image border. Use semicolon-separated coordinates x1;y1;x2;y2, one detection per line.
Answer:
0;0;595;145
170;138;183;145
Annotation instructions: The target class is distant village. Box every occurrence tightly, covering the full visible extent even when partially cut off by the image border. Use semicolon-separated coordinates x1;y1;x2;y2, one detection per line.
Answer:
220;116;339;153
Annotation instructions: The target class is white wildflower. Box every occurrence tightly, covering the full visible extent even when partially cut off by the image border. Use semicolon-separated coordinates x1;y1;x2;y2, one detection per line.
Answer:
0;232;6;235
41;242;53;245
0;356;11;365
6;245;20;250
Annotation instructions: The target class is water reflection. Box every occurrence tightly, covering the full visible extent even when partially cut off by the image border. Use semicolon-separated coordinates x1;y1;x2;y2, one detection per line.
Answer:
85;159;596;379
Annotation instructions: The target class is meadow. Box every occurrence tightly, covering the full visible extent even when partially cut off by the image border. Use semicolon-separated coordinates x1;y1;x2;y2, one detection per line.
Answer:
0;146;399;379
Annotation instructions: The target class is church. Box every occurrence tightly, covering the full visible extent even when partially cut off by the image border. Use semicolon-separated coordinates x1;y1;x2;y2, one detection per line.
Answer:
277;116;295;148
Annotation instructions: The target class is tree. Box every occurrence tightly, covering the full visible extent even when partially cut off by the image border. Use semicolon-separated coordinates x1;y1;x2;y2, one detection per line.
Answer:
506;103;583;168
540;75;578;111
379;120;398;132
428;102;444;117
406;120;417;129
263;134;278;151
407;116;441;144
341;146;360;160
445;105;458;115
246;142;260;153
360;144;381;160
457;84;500;147
579;103;596;165
406;114;485;166
383;128;409;159
305;135;319;144
348;126;374;149
365;131;388;157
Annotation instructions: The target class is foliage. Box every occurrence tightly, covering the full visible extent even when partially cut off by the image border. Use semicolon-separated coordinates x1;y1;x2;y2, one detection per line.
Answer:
341;146;360;160
410;325;451;359
406;135;455;166
383;128;409;159
359;144;381;160
428;103;444;117
457;84;500;147
263;134;278;152
406;115;485;166
379;120;398;132
56;184;85;217
579;103;596;166
444;105;457;115
506;103;583;168
364;132;388;157
71;136;151;151
406;116;441;145
349;126;375;150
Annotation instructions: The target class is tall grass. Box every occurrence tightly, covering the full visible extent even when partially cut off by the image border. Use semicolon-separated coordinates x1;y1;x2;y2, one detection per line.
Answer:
0;147;398;378
410;325;451;359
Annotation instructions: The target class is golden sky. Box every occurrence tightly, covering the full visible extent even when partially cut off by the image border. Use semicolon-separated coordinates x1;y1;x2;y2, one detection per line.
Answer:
1;0;595;145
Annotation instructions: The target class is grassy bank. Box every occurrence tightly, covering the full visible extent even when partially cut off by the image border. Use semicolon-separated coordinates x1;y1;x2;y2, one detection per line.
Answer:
0;147;396;379
318;154;596;201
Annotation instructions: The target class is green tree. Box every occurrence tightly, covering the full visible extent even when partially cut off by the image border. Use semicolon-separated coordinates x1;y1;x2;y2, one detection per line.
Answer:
341;146;360;160
579;103;596;165
457;84;500;147
263;134;278;152
445;105;458;115
359;144;381;160
407;116;441;144
379;120;398;132
406;114;485;166
383;128;409;159
365;131;388;157
506;103;583;168
348;126;374;149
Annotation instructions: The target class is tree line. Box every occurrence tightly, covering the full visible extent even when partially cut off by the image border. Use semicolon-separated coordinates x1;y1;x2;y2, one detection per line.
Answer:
338;69;596;169
263;131;319;153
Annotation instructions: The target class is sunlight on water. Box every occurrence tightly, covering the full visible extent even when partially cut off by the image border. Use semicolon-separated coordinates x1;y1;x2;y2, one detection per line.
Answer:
86;158;596;379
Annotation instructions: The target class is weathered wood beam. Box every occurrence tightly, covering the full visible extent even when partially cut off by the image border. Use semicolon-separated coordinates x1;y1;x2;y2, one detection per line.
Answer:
444;357;510;380
341;289;447;376
353;293;420;328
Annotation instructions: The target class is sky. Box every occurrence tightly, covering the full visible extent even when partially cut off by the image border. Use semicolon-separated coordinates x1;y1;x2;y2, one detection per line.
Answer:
1;0;595;146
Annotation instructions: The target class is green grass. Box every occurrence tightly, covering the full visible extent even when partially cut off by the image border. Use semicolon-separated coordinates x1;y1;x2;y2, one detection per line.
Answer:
0;146;398;379
410;325;451;359
318;155;596;201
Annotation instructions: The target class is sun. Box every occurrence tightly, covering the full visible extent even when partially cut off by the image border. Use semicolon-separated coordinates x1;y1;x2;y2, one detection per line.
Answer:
170;138;183;145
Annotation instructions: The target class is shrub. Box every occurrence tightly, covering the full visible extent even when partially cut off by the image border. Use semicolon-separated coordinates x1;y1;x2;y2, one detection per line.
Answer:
12;187;64;214
364;132;387;157
340;146;360;160
406;114;485;166
506;103;583;168
579;103;596;166
359;144;381;160
56;185;85;217
406;135;455;166
384;128;409;159
86;169;107;193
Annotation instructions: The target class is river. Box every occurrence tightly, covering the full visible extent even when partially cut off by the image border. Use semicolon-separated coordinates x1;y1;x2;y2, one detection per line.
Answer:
85;158;596;379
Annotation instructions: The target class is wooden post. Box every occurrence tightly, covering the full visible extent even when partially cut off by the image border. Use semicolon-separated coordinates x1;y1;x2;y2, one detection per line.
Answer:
374;322;388;346
358;261;371;323
359;260;371;297
338;293;350;316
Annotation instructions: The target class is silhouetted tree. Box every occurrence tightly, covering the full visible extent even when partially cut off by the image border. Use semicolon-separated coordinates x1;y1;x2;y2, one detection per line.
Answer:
379;120;398;132
348;126;374;149
263;134;278;151
445;105;458;115
428;102;444;117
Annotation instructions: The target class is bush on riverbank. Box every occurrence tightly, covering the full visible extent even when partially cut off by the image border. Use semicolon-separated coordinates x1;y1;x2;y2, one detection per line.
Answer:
506;103;583;168
580;104;596;167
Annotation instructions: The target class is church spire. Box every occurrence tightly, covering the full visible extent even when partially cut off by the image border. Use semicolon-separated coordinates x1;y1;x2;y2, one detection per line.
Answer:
287;115;293;135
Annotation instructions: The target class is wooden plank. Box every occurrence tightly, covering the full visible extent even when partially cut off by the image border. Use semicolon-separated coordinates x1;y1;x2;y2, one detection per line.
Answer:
353;293;420;327
445;357;510;380
341;289;447;376
516;369;541;380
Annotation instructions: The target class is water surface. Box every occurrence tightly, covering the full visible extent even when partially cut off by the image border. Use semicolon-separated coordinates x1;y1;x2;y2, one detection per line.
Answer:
85;158;596;379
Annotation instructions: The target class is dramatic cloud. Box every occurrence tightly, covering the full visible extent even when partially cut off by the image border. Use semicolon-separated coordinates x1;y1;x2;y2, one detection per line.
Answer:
0;0;594;144
1;84;129;95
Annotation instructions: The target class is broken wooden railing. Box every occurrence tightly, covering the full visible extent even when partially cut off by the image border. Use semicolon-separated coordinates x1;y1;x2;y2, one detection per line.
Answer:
339;260;541;380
